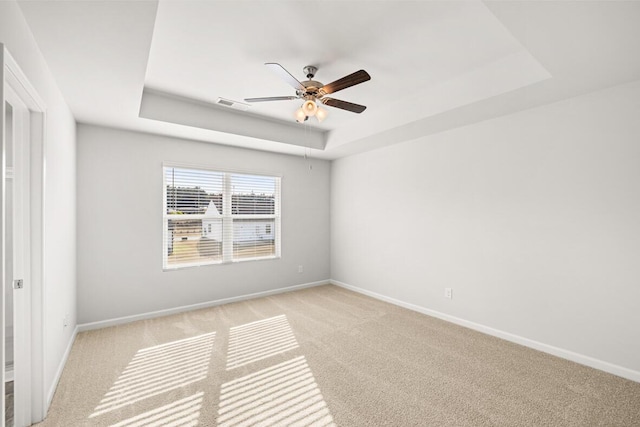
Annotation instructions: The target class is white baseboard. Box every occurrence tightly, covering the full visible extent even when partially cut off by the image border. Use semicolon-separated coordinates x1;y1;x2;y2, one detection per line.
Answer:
47;325;79;409
78;280;329;332
330;279;640;384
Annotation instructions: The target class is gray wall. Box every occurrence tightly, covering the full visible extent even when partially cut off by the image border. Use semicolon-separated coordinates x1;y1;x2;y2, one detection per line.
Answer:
331;79;640;375
1;0;77;409
77;124;330;324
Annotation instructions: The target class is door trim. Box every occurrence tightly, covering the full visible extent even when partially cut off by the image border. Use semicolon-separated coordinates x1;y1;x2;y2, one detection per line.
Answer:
2;44;47;424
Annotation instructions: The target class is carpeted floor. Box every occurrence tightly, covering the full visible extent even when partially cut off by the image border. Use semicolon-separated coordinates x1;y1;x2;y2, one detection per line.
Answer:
6;380;14;427
38;285;640;426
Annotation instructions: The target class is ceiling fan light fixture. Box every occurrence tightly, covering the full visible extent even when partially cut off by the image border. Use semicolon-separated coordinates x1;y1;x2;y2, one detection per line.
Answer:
295;107;307;123
316;107;328;123
303;99;318;116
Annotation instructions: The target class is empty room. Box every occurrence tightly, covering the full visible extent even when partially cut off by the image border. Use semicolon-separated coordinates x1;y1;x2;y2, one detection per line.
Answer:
1;0;639;426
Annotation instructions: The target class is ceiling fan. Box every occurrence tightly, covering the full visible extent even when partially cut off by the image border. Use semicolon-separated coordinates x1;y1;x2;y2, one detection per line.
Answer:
244;63;371;123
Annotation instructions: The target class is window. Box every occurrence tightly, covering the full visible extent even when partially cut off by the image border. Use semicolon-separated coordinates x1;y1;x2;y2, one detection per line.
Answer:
163;166;281;269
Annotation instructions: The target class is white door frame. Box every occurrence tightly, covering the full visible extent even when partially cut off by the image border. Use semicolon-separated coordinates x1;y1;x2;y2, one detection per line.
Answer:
5;78;32;427
6;73;32;427
1;45;47;425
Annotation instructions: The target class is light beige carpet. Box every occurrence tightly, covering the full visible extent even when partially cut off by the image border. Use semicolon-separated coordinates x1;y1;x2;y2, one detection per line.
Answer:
38;285;640;426
6;380;14;427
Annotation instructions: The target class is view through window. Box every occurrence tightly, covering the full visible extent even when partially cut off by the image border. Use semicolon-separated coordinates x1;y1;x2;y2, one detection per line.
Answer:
163;166;281;269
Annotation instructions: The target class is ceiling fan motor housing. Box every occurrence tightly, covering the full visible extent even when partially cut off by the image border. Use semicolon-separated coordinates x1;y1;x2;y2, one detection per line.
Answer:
297;80;324;99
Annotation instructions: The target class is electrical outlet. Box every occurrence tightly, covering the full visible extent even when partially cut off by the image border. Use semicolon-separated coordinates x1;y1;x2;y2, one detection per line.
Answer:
298;265;303;273
444;288;452;299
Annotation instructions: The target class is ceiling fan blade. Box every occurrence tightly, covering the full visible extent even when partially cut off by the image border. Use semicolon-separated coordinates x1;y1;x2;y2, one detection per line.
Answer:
321;97;367;113
265;63;305;91
244;96;298;103
320;70;371;95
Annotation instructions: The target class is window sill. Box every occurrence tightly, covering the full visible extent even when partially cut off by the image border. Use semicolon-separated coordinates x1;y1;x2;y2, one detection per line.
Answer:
163;255;280;271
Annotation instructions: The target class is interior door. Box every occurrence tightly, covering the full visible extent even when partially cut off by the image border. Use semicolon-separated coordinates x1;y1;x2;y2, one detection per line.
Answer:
2;44;47;425
4;68;32;427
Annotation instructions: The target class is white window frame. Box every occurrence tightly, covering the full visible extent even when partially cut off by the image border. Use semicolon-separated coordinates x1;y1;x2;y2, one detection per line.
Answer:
162;164;281;270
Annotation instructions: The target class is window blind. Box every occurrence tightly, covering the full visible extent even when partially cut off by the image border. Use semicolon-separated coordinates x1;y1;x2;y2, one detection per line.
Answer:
163;166;281;269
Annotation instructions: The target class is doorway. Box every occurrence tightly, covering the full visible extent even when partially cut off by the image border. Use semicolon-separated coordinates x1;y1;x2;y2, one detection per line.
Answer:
4;70;32;427
2;46;46;427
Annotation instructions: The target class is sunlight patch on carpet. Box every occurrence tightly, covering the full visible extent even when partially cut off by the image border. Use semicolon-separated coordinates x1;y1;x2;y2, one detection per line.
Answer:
218;355;335;426
90;333;215;418
108;392;204;427
226;315;298;370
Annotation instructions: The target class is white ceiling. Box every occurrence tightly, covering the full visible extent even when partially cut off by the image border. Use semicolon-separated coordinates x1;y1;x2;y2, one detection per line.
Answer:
17;0;640;159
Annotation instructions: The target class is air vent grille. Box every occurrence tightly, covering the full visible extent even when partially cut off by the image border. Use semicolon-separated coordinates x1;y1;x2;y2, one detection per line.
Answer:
215;97;250;111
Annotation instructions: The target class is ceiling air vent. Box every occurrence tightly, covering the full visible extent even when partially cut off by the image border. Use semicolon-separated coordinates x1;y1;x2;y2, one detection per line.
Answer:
215;97;250;111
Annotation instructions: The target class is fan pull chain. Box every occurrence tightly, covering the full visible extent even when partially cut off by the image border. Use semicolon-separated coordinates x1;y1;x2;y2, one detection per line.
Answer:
302;121;313;171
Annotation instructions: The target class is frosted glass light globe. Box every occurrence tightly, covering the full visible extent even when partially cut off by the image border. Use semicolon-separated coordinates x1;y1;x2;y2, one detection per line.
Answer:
303;99;318;116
